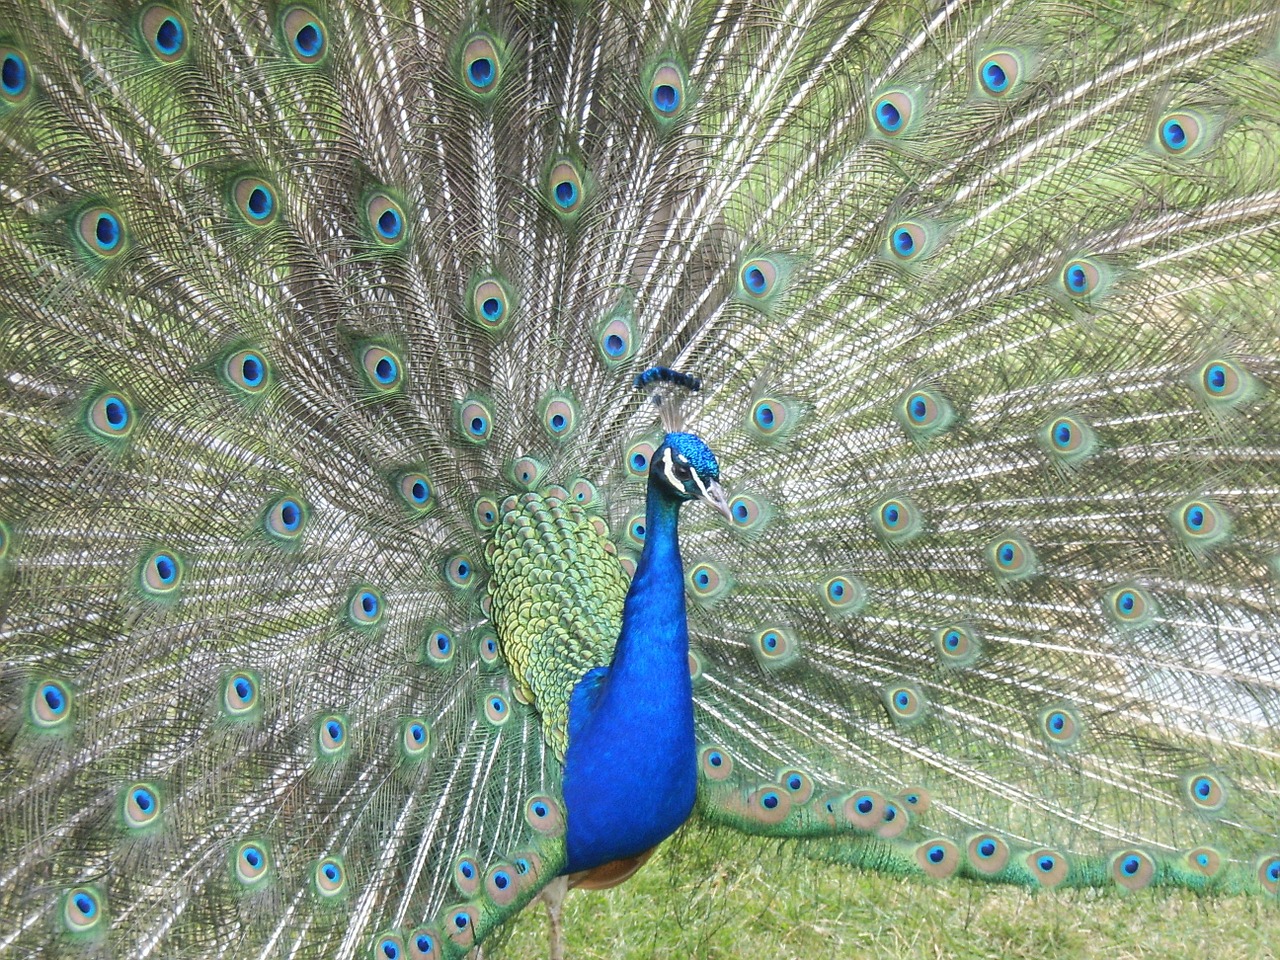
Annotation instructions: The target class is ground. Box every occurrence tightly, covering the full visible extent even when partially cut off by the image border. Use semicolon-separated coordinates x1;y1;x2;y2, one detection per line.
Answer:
487;823;1279;959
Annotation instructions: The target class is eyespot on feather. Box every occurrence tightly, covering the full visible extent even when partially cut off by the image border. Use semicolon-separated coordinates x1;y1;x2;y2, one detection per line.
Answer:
141;550;183;596
625;440;656;478
140;6;187;62
985;533;1037;581
452;856;481;896
739;257;777;298
883;683;927;726
736;254;792;309
225;349;269;394
1169;497;1231;551
871;90;915;136
1103;583;1156;630
476;631;501;668
233;840;272;886
458;399;493;443
401;718;431;759
482;693;510;726
445;554;475;589
746;785;792;824
1039;414;1097;465
485;862;520;906
597;310;636;364
541;394;578;440
647;61;688;121
935;624;981;667
1156;111;1206;155
360;345;403;391
1193;358;1256;410
469;278;513;333
423;625;455;666
62;886;105;934
1184;772;1228;813
317;714;348;756
546;159;586;217
409;927;442;959
1185;847;1223;878
896;387;954;440
899;788;931;814
1027;849;1068;887
699;745;734;781
473;496;500;531
30;679;73;730
222;671;260;719
1;47;32;105
569;479;596;507
445;905;479;948
687;561;732;605
1059;257;1111;300
1111;849;1156;890
875;799;910;840
871;495;923;543
77;206;125;256
916;839;960;878
509;850;545;891
882;218;947;268
778;769;814;804
976;51;1024;98
967;833;1010;874
821;574;867;616
843;789;886;831
281;7;326;64
365;193;407;245
122;782;162;829
313;856;347;898
347;587;383;626
888;221;926;260
1039;705;1083;749
726;492;772;536
752;626;800;669
510;458;546;489
398;472;434;512
264;496;307;540
460;34;502;97
622;511;647;548
525;795;565;834
745;396;800;441
87;392;133;438
232;178;278;226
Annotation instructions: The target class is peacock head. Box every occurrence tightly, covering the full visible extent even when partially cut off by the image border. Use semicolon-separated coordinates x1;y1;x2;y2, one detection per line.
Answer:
651;432;732;519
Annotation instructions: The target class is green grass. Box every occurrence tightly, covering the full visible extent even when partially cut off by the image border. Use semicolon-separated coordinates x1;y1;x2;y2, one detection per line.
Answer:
486;825;1278;959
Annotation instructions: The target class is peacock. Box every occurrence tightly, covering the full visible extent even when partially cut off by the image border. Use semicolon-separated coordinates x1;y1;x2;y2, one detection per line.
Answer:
1;0;1279;957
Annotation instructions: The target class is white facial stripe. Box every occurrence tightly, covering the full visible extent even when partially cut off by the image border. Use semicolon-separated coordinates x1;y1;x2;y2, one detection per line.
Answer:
660;447;681;490
690;470;711;500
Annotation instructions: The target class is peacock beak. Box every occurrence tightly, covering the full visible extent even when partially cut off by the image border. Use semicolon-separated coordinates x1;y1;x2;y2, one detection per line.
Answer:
700;480;733;521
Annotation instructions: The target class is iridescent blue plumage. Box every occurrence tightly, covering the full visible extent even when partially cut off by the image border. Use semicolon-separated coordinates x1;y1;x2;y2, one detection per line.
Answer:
563;431;725;874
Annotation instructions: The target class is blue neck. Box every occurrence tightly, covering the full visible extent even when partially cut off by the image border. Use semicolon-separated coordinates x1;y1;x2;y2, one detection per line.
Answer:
560;480;697;873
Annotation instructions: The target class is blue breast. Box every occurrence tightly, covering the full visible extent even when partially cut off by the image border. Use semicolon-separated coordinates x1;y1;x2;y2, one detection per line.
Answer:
560;486;697;873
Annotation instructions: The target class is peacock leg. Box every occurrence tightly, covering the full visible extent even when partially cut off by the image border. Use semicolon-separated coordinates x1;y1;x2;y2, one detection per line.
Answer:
540;874;570;960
